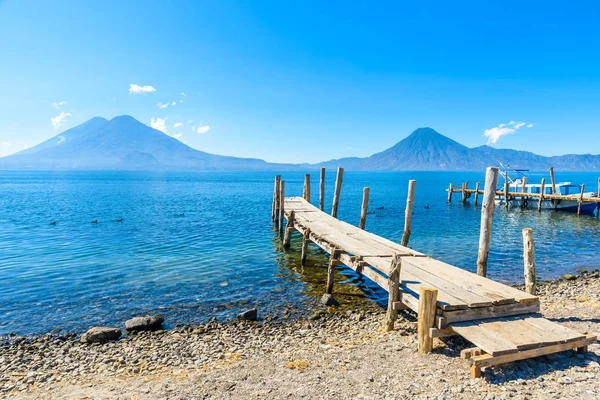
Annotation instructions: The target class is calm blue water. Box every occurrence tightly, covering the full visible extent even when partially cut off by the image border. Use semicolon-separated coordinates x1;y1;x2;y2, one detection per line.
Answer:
1;170;600;336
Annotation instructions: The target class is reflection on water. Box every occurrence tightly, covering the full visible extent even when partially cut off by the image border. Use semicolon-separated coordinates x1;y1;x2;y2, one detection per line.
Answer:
0;170;599;335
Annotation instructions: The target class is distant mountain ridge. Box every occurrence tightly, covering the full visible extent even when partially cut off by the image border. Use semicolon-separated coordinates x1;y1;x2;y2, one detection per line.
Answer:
320;127;600;171
1;118;598;171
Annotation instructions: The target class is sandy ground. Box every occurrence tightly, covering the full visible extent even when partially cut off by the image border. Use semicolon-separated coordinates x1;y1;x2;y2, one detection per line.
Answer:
3;273;600;400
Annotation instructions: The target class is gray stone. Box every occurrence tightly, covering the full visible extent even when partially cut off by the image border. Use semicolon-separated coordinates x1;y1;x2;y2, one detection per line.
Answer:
321;293;340;306
80;327;121;344
564;274;577;281
125;315;164;331
237;308;258;321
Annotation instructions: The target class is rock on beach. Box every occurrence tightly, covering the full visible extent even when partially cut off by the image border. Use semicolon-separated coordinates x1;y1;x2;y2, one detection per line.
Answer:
238;308;258;321
125;315;164;331
80;327;121;343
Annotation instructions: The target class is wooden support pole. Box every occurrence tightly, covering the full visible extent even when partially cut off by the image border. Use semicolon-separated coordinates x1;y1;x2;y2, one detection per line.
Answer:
520;176;528;208
474;182;480;206
319;167;325;211
359;187;370;230
522;228;536;295
283;211;295;249
300;228;311;266
462;182;467;203
504;172;510;209
549;167;556;194
303;174;311;203
538;178;546;212
476;167;499;277
577;184;585;216
326;247;338;294
447;183;453;203
417;287;438;354
401;180;416;247
385;254;402;332
598;178;600;217
272;175;280;222
331;167;344;218
278;180;285;231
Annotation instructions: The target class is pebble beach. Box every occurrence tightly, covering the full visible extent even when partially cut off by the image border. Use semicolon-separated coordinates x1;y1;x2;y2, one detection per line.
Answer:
2;272;600;399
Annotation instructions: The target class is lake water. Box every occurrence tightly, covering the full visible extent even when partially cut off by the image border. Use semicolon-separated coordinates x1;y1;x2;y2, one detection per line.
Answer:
1;170;600;336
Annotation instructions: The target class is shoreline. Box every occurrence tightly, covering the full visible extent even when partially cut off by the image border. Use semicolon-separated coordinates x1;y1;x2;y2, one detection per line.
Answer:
2;273;600;399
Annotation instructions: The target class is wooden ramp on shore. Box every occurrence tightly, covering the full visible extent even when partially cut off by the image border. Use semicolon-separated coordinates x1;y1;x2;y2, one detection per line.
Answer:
280;196;596;378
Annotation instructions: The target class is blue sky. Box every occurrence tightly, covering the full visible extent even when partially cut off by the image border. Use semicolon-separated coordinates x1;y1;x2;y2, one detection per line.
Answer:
0;0;599;162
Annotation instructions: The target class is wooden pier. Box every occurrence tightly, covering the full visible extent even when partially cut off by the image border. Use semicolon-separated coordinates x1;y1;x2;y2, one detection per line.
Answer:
272;171;596;378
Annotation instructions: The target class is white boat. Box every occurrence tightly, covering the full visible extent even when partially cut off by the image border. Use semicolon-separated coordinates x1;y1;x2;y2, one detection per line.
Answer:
495;166;598;213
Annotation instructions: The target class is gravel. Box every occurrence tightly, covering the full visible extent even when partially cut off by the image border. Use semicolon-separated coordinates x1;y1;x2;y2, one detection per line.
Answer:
2;274;600;399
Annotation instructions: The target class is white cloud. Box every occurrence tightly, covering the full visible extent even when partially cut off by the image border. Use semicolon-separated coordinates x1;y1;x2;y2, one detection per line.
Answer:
0;141;10;146
171;133;183;139
51;112;72;129
129;84;156;94
181;92;186;96
173;122;183;128
483;121;534;144
171;101;177;106
150;117;168;133
157;103;169;109
196;124;210;134
51;101;67;109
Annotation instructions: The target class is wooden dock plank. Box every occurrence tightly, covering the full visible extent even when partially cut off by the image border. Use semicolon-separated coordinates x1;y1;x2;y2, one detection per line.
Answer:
450;321;520;356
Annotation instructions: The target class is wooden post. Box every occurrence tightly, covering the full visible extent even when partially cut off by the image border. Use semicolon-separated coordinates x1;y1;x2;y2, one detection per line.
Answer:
401;180;416;247
303;174;311;203
476;167;499;277
331;167;344;218
597;178;600;217
272;175;280;222
319;167;325;211
577;184;585;216
301;228;311;266
326;247;338;294
278;180;285;231
522;228;536;295
447;183;453;203
461;182;467;203
549;167;556;194
538;178;546;212
359;187;370;230
283;211;295;248
520;176;528;208
385;254;402;332
417;287;438;354
474;182;480;206
504;172;510;209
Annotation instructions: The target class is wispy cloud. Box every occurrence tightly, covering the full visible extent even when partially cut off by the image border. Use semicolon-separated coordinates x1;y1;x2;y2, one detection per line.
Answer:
181;92;186;96
195;124;210;134
171;133;183;139
129;84;156;95
51;101;67;109
157;103;169;109
173;122;183;128
51;112;72;129
483;121;534;144
150;117;168;133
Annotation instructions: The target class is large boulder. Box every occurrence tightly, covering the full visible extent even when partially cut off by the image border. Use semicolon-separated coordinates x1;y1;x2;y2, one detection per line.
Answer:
321;293;340;306
80;327;121;343
125;315;164;331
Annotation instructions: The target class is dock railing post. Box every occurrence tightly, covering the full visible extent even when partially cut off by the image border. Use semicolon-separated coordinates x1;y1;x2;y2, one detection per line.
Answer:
504;172;510;209
577;184;585;216
476;166;499;277
319;167;325;211
301;228;311;266
359;187;370;230
401;180;416;247
538;178;546;212
417;287;438;354
462;181;469;203
331;167;344;218
303;174;311;203
447;183;453;203
474;182;480;206
549;167;556;195
326;246;339;294
272;175;281;223
385;254;402;332
283;211;295;249
520;176;528;208
522;228;536;295
278;180;285;231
